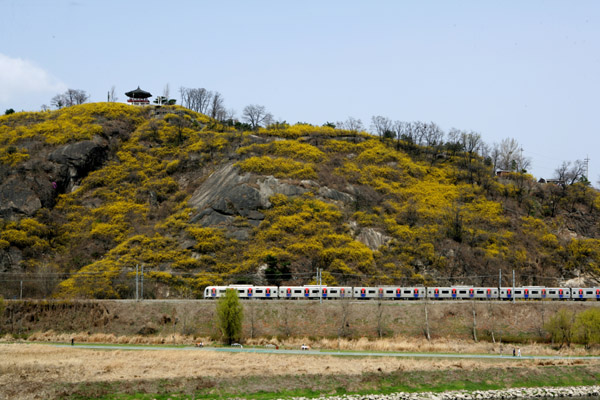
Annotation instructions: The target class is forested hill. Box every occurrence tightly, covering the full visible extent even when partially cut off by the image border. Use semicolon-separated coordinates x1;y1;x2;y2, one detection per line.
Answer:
1;103;599;299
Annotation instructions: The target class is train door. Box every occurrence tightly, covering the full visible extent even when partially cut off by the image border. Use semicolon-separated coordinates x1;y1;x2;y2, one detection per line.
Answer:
360;288;366;298
378;288;384;298
265;287;271;298
524;289;529;299
414;288;419;298
486;288;492;299
579;289;584;299
541;289;546;299
597;289;600;300
452;288;457;299
323;288;328;298
396;288;401;299
304;288;310;298
247;288;253;298
469;288;474;299
559;289;564;299
434;288;439;298
286;288;292;298
507;288;512;299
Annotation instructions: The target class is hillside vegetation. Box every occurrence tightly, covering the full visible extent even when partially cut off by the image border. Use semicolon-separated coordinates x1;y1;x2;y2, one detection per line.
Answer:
0;103;599;299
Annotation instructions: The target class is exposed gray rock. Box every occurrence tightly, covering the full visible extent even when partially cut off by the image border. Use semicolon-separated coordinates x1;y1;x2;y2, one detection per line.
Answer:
356;228;391;250
256;176;307;207
49;139;108;190
0;177;43;219
0;246;23;273
188;163;308;229
318;186;355;204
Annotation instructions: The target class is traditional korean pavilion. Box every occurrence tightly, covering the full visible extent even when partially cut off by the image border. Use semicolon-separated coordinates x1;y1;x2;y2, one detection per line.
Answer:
125;86;152;105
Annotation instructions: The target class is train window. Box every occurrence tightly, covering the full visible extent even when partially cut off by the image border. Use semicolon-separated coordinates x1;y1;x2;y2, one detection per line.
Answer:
459;290;467;294
294;290;302;294
403;290;411;294
368;290;376;294
532;291;539;295
549;290;556;294
219;290;226;294
312;290;319;294
476;290;484;294
515;290;522;294
587;291;593;295
330;290;338;294
386;290;393;294
255;289;263;294
238;290;244;293
442;290;449;294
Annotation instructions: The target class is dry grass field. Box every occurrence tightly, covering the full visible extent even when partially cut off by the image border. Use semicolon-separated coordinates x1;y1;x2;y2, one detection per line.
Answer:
1;342;599;400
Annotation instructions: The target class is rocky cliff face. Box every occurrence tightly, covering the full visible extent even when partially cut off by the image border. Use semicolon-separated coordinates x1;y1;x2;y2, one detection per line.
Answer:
188;162;358;241
0;138;108;220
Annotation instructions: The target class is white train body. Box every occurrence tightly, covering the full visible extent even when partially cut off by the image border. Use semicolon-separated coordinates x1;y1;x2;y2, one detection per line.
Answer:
204;285;600;301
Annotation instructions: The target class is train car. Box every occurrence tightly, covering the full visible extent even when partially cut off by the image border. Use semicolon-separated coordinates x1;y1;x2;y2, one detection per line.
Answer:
203;285;252;299
279;286;308;299
520;286;546;300
248;286;278;299
322;286;352;299
377;287;405;300
571;287;600;301
436;287;498;300
427;287;454;299
278;285;333;299
544;287;571;300
353;287;379;299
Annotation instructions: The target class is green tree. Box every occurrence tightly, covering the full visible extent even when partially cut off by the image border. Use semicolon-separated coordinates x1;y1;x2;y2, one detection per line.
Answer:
545;308;575;348
4;108;15;115
573;308;600;349
216;289;243;345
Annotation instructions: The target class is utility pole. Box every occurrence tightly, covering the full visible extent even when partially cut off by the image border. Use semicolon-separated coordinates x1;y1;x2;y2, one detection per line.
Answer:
318;268;322;304
20;280;23;300
499;269;502;290
135;264;139;301
512;269;515;303
141;265;144;301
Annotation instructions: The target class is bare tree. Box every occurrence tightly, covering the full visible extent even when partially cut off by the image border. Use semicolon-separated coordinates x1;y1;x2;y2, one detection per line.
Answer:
370;115;394;140
423;295;431;341
180;87;213;114
242;104;273;130
52;89;89;108
554;160;586;186
50;94;66;109
423;122;444;147
107;86;118;102
336;117;364;133
209;92;227;120
496;138;530;172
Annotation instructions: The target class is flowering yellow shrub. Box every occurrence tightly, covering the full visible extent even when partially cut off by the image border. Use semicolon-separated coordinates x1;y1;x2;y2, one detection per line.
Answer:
0;146;29;166
238;140;325;162
236;156;317;179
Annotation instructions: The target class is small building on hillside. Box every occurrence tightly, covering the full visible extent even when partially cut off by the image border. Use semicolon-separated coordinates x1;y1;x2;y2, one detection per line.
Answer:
125;87;152;106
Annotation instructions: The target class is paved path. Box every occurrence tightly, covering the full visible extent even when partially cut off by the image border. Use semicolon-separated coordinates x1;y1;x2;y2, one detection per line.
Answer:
52;344;600;360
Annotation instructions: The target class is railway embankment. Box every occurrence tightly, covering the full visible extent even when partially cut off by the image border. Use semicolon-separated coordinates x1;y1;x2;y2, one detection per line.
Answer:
2;299;599;345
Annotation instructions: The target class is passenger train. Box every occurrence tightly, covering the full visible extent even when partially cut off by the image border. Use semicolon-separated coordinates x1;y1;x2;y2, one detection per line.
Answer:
204;285;600;301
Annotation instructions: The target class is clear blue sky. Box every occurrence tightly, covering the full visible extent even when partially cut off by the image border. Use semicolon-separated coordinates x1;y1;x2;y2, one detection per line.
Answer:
1;0;599;183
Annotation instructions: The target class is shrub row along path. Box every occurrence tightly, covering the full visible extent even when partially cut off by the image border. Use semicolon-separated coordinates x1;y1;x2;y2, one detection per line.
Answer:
54;343;600;360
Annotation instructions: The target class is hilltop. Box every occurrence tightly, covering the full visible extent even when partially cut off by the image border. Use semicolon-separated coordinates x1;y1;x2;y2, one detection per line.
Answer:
0;103;599;299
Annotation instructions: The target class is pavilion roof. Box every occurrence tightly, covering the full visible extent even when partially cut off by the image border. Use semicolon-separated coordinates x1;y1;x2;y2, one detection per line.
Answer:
125;86;152;99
